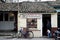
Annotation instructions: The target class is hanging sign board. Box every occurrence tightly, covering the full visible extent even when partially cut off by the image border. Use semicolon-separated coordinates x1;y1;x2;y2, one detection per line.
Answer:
20;13;41;18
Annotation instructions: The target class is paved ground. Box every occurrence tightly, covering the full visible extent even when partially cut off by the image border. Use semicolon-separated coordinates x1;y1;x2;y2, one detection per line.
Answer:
0;32;55;40
0;36;55;40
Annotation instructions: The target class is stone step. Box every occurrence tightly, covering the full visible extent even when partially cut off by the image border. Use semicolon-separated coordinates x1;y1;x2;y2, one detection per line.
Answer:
0;32;16;36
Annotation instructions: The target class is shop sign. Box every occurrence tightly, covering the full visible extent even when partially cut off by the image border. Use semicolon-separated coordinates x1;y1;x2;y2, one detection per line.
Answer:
21;13;41;18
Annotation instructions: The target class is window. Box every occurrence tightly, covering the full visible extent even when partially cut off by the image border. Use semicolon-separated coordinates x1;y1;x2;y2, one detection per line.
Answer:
4;13;8;21
0;12;15;21
10;16;14;21
9;13;15;21
0;13;3;21
27;18;37;28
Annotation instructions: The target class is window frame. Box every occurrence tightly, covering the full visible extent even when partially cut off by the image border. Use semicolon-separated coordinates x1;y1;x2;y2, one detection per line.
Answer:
0;12;15;21
27;18;37;28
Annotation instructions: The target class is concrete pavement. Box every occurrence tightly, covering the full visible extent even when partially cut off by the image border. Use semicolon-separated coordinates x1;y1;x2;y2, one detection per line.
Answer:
0;36;55;40
0;32;55;40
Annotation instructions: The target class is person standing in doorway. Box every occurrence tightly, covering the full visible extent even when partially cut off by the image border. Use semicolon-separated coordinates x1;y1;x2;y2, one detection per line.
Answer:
46;20;52;38
46;20;51;30
47;29;52;38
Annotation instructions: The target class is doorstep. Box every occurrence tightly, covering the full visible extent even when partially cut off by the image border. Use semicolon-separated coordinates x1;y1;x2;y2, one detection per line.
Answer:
0;32;16;36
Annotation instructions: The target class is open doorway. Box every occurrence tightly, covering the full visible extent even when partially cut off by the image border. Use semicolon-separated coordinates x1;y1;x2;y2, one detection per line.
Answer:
42;14;51;36
13;11;18;32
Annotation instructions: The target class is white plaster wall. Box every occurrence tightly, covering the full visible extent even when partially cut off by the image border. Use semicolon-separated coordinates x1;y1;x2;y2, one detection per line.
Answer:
18;13;42;37
18;13;26;31
32;30;42;37
37;14;42;37
51;13;57;28
29;14;42;37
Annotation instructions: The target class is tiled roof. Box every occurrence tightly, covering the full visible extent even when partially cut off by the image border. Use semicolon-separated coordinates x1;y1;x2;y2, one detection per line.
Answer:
0;3;18;11
0;2;56;13
19;2;56;13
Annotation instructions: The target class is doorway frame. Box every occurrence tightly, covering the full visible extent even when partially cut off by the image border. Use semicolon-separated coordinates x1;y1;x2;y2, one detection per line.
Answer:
42;14;51;36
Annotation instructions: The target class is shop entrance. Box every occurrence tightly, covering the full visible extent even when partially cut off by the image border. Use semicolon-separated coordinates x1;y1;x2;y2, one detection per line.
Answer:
42;14;51;36
0;11;18;32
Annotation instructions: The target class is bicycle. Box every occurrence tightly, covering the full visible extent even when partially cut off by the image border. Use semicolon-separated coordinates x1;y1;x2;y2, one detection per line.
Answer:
11;28;34;38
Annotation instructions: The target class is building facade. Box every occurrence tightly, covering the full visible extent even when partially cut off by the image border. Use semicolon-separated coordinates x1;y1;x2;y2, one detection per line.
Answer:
0;0;59;37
